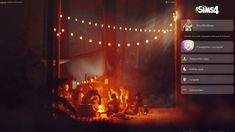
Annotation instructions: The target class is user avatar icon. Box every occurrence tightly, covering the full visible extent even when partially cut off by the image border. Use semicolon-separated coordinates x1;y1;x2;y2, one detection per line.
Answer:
183;19;193;31
182;40;194;52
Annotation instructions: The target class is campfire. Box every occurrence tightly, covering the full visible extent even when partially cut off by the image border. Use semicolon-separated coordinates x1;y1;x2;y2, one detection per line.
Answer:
53;76;146;121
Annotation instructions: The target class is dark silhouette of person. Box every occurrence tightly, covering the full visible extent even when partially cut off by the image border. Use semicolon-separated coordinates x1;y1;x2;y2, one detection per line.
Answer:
107;94;120;116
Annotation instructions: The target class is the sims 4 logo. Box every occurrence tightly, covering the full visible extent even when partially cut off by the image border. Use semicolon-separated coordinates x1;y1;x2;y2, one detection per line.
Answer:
195;5;219;14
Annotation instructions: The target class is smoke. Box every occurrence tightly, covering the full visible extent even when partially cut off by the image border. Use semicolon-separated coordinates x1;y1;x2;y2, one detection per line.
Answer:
67;50;105;81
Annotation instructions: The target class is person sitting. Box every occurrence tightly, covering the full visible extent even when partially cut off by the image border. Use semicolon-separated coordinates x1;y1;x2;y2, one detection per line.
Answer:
107;94;120;116
125;93;144;115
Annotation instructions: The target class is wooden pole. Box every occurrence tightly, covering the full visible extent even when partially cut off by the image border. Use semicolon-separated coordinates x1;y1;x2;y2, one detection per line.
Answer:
57;0;62;79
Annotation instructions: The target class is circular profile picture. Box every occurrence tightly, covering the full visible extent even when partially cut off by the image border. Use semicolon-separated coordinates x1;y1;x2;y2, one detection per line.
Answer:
181;40;194;52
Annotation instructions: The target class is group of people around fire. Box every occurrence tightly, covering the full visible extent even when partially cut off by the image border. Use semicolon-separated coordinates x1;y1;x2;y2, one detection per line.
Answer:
56;80;147;118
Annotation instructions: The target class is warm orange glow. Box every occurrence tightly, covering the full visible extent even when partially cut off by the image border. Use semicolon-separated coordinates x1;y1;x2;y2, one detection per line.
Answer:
68;16;70;20
154;36;158;40
89;21;92;25
119;27;122;30
101;24;104;27
98;105;105;113
118;43;121;47
140;29;143;32
104;78;109;85
81;20;85;23
158;29;161;32
53;28;57;32
113;26;116;29
127;43;130;47
135;28;138;31
70;33;74;36
136;42;140;46
75;18;78;21
95;23;98;26
124;27;127;31
144;29;147;32
98;41;102;45
61;29;65;32
89;39;92;43
108;25;111;28
108;43;111;46
129;28;132;31
79;36;83;40
149;29;152;32
60;14;62;18
56;33;60;36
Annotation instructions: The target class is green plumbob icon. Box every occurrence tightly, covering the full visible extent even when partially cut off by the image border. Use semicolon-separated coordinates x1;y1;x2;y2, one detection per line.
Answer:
195;6;199;13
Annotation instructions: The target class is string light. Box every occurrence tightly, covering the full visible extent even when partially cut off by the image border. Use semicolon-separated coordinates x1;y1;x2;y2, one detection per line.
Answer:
61;15;173;35
154;36;158;40
56;33;60;36
61;29;65;32
136;42;140;46
118;43;121;47
53;28;57;32
79;36;83;40
70;33;74;36
127;43;130;47
98;41;102;45
108;43;111;46
145;40;149;43
89;39;92;43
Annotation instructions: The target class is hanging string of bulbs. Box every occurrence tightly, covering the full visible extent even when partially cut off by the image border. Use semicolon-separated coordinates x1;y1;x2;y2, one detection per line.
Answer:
54;13;176;47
